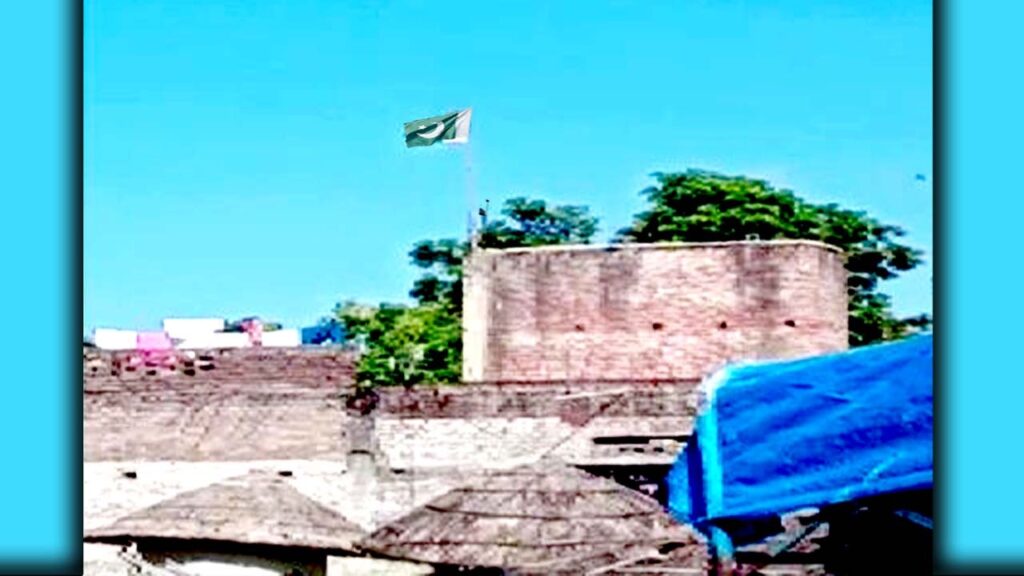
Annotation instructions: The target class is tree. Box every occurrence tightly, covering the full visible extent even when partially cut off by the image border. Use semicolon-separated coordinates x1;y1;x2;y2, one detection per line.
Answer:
478;197;599;249
617;169;930;346
335;300;461;388
337;197;599;387
407;238;467;312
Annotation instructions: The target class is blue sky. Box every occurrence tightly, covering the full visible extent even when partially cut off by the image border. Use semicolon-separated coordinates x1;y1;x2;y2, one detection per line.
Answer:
85;0;933;333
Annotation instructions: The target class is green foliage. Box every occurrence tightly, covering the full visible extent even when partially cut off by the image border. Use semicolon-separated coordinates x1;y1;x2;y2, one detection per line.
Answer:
848;292;932;347
617;169;931;346
338;197;599;387
335;300;461;388
408;238;466;312
477;197;599;249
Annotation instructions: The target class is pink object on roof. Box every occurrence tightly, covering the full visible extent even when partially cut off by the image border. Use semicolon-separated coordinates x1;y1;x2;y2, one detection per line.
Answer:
131;331;178;370
136;331;173;351
242;318;264;347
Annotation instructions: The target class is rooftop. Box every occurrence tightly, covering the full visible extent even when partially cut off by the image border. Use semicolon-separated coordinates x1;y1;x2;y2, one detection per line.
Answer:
363;461;706;573
84;471;366;552
471;239;843;256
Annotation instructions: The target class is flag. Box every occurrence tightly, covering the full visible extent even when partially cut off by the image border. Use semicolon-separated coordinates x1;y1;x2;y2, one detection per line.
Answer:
404;109;472;148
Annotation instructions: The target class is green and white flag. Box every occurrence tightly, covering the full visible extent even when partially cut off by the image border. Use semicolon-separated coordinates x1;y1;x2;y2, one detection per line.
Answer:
404;108;472;148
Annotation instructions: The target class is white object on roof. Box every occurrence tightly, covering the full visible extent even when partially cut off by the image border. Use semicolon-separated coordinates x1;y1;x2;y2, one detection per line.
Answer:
162;318;226;340
176;332;250;350
93;329;138;351
262;328;300;348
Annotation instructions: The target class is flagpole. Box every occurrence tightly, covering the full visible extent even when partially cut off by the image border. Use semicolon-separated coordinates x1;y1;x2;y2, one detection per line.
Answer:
464;139;478;250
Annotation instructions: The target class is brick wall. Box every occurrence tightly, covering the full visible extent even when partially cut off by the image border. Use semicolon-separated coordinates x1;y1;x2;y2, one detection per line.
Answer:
84;347;357;389
375;381;697;420
84;347;358;461
463;240;849;382
84;342;695;467
373;382;697;469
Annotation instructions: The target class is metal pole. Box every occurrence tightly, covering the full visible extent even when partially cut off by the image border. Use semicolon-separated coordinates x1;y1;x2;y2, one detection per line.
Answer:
464;140;478;249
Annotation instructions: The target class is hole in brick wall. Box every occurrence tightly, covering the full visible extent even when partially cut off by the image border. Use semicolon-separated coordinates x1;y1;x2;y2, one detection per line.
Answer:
575;324;585;332
184;369;196;376
277;470;293;477
653;446;665;453
785;319;797;327
122;471;137;479
719;321;728;329
652;322;664;331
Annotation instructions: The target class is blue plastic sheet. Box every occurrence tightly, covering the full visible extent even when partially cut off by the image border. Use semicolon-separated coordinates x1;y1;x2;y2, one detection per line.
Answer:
301;322;346;346
667;334;933;527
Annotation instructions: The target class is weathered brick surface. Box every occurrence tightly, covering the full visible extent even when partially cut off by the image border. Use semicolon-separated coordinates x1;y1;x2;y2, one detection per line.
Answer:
84;347;358;462
85;391;349;461
463;240;849;382
375;381;698;419
83;347;357;390
373;382;696;468
376;415;691;470
85;349;696;465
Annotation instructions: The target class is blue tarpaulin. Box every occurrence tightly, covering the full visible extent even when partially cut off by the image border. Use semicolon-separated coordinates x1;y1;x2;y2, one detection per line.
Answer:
667;334;933;530
301;322;346;346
